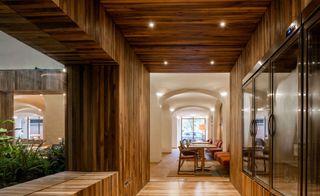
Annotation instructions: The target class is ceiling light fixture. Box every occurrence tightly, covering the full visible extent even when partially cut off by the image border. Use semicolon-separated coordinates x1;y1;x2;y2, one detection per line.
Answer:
163;61;168;66
62;68;67;73
156;92;164;97
170;107;175;112
220;91;228;97
210;60;215;65
148;21;155;29
220;21;226;28
210;108;215;112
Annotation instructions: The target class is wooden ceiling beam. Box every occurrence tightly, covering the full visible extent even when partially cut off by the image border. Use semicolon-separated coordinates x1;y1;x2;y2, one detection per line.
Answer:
0;0;115;66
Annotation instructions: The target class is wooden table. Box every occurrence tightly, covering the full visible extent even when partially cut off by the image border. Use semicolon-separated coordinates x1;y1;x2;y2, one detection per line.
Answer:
191;141;210;144
189;143;217;172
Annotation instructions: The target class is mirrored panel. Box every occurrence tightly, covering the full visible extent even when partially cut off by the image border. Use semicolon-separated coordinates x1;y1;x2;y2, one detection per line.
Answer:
307;18;320;195
272;39;300;195
254;64;271;185
243;81;254;175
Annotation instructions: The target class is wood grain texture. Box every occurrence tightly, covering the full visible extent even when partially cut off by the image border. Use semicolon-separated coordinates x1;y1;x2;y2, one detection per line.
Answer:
0;0;114;65
102;0;272;72
0;1;150;195
241;173;271;196
0;171;118;196
0;92;13;130
66;65;118;172
230;0;312;193
0;70;65;93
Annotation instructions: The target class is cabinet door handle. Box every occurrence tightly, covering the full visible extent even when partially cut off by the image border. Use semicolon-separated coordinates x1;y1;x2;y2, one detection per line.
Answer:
268;114;272;136
249;120;255;136
272;115;276;136
253;120;257;136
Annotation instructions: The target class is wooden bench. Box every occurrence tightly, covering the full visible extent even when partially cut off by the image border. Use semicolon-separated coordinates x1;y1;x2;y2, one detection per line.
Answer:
0;171;118;196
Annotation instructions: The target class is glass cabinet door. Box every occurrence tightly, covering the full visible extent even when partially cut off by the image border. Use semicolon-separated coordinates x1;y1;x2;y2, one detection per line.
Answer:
242;81;254;175
306;15;320;196
272;37;300;196
253;64;271;185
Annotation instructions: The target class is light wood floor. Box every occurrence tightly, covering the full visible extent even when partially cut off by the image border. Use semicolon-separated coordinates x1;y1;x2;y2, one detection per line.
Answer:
138;149;240;195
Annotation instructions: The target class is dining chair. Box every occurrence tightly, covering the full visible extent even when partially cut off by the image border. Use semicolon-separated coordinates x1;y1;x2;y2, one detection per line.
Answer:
177;145;199;174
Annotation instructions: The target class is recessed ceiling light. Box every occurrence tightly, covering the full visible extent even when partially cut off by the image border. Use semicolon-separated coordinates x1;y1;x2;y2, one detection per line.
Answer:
220;91;228;97
210;60;215;65
210;108;215;112
170;107;175;112
62;68;67;73
163;61;168;65
220;21;226;28
40;94;43;96
148;21;155;28
156;92;164;97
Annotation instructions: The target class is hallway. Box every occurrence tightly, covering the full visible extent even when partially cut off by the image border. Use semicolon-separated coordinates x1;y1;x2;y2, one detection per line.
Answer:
0;0;319;195
138;150;240;195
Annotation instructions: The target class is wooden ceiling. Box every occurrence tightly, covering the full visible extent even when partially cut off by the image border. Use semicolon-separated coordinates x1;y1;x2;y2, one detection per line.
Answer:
102;0;272;72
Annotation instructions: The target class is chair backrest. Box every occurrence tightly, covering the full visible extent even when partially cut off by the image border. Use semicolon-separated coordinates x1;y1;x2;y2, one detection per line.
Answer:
217;140;223;148
180;139;189;149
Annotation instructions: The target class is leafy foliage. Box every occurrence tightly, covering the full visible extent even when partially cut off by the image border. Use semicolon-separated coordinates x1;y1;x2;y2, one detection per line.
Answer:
0;120;65;188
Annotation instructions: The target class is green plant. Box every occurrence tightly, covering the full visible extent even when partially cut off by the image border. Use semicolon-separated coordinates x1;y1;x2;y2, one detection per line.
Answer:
0;120;65;188
46;140;65;173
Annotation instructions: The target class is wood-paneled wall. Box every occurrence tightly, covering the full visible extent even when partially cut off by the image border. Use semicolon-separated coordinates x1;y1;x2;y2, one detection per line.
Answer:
230;0;312;193
242;174;271;196
1;1;150;195
55;1;151;195
66;65;118;172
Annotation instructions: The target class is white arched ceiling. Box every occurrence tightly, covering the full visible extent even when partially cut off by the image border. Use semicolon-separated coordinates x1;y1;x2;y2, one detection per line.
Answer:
163;91;218;110
159;88;222;105
14;95;46;112
151;73;229;93
174;106;210;117
151;73;229;112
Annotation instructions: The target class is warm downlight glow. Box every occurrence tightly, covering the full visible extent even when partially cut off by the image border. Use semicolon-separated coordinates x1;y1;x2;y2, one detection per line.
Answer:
220;91;228;97
148;21;155;28
220;21;226;28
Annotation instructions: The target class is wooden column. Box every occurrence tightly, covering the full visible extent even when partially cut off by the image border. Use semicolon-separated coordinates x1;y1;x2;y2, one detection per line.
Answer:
66;65;118;172
0;92;14;131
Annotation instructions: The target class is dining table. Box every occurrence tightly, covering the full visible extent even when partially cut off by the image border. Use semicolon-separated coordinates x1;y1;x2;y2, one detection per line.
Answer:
188;142;217;172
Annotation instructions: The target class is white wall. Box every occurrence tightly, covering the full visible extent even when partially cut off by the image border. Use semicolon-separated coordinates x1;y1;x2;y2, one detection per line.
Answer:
161;107;172;153
150;85;162;162
43;95;65;145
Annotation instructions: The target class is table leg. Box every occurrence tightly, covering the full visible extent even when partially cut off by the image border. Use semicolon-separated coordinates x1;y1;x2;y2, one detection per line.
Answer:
201;148;205;172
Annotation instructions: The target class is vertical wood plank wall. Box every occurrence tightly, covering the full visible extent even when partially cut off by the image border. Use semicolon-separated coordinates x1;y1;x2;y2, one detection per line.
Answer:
230;0;312;193
0;0;150;194
54;1;151;195
66;65;118;172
